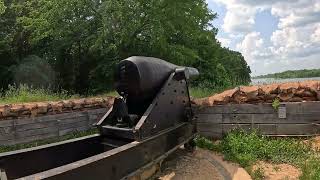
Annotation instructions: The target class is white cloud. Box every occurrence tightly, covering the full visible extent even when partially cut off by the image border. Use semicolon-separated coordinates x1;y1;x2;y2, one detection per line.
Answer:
217;37;231;47
223;4;257;33
211;0;320;75
236;32;264;64
311;25;320;42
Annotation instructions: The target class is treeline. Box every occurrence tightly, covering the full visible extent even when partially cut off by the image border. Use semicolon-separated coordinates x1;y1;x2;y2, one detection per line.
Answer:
0;0;251;95
254;69;320;79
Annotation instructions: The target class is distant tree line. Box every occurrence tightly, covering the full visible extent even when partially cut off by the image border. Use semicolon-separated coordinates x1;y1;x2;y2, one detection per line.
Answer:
254;69;320;79
0;0;251;95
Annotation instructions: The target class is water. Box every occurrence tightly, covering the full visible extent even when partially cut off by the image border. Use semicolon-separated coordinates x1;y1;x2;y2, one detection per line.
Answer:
251;77;320;85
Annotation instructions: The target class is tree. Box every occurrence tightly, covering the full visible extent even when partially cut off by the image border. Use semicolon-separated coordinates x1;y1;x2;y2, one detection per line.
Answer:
0;0;251;94
0;0;5;15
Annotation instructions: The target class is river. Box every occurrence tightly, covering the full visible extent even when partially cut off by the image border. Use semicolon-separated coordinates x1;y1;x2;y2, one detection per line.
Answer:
251;77;320;85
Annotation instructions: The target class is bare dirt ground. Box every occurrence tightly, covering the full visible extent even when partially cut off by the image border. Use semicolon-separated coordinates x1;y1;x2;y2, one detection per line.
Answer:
152;148;251;180
306;136;320;151
252;161;301;180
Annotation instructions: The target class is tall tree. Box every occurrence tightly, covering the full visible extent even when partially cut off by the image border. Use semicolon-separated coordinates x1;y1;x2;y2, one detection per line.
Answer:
0;0;251;94
0;0;5;15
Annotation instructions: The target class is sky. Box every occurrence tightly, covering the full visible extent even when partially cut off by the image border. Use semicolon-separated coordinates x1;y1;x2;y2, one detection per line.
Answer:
206;0;320;76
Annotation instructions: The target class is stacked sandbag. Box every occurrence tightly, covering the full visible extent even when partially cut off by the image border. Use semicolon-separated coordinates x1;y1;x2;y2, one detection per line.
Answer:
0;97;114;120
195;80;320;106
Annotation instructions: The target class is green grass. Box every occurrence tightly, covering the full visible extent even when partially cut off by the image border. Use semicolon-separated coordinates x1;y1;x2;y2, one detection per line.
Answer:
0;85;119;105
0;85;78;104
300;157;320;180
0;129;98;153
189;87;229;98
94;91;119;97
251;167;265;180
195;130;319;180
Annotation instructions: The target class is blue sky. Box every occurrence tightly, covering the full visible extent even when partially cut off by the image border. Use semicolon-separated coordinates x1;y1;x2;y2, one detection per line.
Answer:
206;0;320;76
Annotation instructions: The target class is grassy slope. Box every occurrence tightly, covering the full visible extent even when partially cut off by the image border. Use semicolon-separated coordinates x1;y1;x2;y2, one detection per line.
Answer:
195;131;320;180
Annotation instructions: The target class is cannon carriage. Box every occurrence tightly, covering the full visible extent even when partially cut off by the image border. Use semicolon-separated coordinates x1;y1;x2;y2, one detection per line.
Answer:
0;56;199;180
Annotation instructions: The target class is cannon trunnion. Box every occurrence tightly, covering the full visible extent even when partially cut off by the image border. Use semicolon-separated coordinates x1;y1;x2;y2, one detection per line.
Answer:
0;56;198;180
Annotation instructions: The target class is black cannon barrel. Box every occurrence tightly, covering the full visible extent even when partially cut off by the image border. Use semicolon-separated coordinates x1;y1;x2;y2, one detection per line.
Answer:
115;56;177;101
115;56;199;114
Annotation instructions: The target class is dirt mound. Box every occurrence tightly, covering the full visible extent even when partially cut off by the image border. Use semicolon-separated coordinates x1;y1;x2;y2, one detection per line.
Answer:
252;161;301;180
195;80;320;106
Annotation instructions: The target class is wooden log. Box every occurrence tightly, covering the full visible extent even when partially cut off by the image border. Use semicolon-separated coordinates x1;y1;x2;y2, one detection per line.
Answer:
197;102;320;114
15;126;59;139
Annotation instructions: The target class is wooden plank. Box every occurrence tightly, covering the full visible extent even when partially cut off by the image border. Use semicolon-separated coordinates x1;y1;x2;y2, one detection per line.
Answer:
197;123;222;134
0;134;15;142
197;113;320;124
276;124;318;135
254;124;277;135
87;108;108;115
15;126;58;139
199;131;223;139
88;114;99;125
196;114;222;123
58;120;89;130
198;104;276;114
15;120;58;132
15;116;57;126
59;116;88;126
0;126;14;135
198;102;320;114
286;102;320;114
59;126;89;136
0;120;14;128
12;133;58;145
218;113;320;124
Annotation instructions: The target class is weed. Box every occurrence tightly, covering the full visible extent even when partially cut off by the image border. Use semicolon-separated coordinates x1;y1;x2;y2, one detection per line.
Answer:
251;167;265;180
272;98;280;110
300;157;320;180
273;166;280;172
194;136;221;152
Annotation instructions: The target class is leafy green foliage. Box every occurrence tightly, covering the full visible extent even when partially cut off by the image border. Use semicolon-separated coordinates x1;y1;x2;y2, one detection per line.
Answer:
272;98;280;110
194;136;221;151
0;0;5;14
0;0;251;95
254;69;320;79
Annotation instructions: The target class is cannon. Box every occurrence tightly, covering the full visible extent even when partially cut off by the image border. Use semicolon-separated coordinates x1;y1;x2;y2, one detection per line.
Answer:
0;56;198;180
